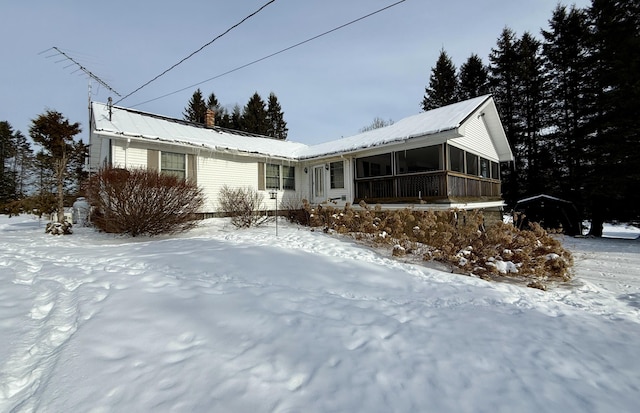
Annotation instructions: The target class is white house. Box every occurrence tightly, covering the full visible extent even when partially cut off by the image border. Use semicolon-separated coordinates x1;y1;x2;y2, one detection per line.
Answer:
89;95;513;215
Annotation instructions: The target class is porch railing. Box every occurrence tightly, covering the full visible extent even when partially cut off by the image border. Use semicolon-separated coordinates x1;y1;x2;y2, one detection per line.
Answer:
355;171;501;203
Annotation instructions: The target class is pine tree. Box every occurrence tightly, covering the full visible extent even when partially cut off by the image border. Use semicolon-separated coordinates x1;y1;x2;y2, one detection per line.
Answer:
266;92;288;140
242;92;269;135
541;4;591;205
514;32;547;195
458;54;489;100
0;121;18;205
584;0;640;234
489;27;521;205
29;111;82;223
206;92;231;127
183;89;207;124
230;104;243;130
421;49;459;111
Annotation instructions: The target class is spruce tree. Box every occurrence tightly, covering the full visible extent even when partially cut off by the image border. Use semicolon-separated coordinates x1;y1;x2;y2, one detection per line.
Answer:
206;92;230;127
266;92;288;140
489;27;521;205
183;89;207;124
421;49;459;111
541;4;591;205
458;54;489;100
514;32;547;196
242;92;269;135
230;104;243;130
584;0;640;234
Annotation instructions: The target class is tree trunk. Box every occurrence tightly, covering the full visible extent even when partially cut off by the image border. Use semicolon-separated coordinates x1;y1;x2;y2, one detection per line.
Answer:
588;198;604;237
56;156;66;223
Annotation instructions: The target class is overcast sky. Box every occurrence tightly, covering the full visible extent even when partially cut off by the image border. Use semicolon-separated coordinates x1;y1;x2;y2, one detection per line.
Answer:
2;0;591;145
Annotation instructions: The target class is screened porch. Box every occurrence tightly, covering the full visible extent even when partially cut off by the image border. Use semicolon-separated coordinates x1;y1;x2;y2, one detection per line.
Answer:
354;144;502;203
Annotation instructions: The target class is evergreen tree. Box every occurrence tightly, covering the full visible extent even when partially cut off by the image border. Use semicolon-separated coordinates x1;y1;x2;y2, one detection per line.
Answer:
421;49;459;111
206;92;230;127
230;104;243;130
0;122;33;207
541;4;591;205
183;89;207;124
458;54;489;100
242;92;269;135
514;32;547;196
266;92;288;140
0;121;18;205
29;111;82;223
584;0;640;234
489;27;521;205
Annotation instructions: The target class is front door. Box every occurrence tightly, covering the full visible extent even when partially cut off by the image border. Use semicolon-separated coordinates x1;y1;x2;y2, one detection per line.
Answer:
313;166;325;203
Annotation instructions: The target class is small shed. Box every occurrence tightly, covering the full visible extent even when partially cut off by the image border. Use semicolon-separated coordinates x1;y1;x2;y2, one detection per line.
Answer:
514;194;582;236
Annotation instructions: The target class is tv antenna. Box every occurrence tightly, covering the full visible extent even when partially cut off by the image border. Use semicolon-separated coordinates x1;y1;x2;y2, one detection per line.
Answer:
43;46;121;97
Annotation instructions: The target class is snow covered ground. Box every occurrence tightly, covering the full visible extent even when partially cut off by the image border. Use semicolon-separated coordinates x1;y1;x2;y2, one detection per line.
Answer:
0;215;638;413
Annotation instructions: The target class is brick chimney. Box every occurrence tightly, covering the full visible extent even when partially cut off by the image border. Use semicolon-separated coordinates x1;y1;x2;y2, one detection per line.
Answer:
205;109;215;127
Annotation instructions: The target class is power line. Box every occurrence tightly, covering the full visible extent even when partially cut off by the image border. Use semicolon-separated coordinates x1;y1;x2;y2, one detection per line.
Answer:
130;0;407;109
116;0;277;105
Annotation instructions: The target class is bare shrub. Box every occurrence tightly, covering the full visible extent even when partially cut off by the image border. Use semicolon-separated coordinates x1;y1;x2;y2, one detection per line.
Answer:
301;201;573;287
282;195;310;226
85;167;204;237
218;185;269;228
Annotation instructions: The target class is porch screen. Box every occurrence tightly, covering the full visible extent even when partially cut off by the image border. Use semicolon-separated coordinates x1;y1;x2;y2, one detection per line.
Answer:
355;153;392;178
466;153;479;176
449;146;464;173
395;145;442;174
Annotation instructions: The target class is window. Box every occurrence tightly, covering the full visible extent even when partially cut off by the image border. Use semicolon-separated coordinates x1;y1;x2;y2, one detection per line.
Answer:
466;153;479;176
161;152;186;179
491;161;500;180
480;158;490;178
356;153;392;178
330;161;344;189
266;163;280;189
449;146;464;173
395;145;443;174
283;165;295;190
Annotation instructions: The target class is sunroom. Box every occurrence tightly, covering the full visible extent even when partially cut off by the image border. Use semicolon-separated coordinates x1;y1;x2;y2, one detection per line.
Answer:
354;143;502;204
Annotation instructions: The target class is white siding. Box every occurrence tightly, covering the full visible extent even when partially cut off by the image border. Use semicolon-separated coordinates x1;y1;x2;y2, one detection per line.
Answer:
450;115;500;161
111;141;148;169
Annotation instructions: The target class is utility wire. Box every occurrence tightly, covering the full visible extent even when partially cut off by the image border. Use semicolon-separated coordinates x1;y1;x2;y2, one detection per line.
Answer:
130;0;407;108
116;0;276;105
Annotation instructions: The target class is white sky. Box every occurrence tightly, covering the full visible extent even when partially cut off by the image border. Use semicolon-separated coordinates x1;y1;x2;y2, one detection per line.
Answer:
1;0;591;145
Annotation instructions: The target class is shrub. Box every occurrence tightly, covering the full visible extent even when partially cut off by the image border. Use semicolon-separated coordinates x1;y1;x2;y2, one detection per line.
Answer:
85;167;204;236
217;185;269;228
301;202;573;287
282;196;311;226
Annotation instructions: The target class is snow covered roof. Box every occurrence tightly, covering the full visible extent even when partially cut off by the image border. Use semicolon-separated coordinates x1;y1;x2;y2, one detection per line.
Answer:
294;95;492;159
92;95;502;160
92;103;307;159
